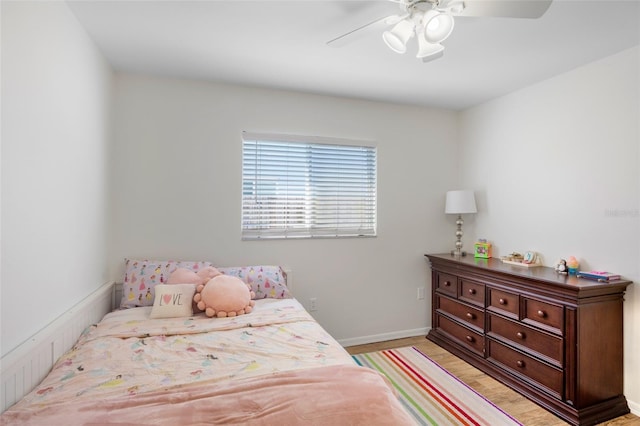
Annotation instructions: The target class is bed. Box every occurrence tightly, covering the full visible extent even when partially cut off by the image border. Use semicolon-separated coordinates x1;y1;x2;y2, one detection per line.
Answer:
1;260;414;425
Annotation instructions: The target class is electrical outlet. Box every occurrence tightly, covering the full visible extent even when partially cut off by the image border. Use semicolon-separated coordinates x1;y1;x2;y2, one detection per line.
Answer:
309;297;318;311
417;287;425;300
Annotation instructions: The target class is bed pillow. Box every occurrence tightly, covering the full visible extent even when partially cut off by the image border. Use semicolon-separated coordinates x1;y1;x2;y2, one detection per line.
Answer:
217;265;291;299
120;258;214;308
149;284;197;319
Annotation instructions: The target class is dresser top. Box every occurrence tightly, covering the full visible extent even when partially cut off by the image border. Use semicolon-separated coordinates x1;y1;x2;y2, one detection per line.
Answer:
425;253;632;291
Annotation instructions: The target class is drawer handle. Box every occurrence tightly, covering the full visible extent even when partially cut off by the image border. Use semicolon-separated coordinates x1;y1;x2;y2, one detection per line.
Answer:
516;360;525;368
537;310;546;318
468;288;476;295
499;298;507;305
465;335;475;343
443;281;451;287
516;332;525;339
466;312;475;320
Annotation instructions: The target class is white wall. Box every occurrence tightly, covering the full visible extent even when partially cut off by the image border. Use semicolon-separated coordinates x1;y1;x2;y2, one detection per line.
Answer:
110;74;458;344
459;46;640;409
1;1;113;357
8;0;637;412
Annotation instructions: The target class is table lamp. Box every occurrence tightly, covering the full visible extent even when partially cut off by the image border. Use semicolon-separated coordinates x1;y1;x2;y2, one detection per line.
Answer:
445;189;477;256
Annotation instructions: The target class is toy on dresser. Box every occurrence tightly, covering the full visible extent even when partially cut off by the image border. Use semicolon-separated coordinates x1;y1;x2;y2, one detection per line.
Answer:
555;259;568;274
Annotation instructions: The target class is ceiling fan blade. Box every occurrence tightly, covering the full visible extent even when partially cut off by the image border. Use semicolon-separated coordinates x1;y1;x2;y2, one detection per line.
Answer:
327;14;403;47
455;0;553;18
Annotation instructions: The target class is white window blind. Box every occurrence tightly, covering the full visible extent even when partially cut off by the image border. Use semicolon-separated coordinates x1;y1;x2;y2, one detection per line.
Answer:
242;132;377;239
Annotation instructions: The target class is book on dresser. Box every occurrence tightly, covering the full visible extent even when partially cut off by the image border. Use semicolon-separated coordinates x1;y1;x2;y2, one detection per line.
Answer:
576;270;621;281
424;253;632;426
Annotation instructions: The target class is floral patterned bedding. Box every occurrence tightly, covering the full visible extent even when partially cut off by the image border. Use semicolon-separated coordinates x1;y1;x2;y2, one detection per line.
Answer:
2;298;416;425
4;299;354;411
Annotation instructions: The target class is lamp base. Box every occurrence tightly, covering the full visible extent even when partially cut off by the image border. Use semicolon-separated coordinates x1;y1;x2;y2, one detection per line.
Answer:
450;215;467;257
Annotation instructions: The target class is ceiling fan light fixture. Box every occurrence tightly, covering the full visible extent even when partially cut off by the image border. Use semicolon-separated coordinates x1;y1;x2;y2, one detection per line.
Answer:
416;34;444;59
382;18;415;54
440;0;465;14
423;10;455;44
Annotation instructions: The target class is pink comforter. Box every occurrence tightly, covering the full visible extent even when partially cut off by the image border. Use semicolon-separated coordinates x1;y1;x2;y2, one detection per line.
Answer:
2;364;415;425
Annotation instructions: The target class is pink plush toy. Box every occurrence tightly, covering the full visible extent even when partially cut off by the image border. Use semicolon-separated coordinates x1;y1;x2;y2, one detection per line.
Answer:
167;266;221;285
167;267;222;313
194;275;256;318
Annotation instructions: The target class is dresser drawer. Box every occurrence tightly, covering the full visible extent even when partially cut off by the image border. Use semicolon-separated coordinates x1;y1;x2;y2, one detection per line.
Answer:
437;295;485;331
522;297;563;335
487;339;563;400
487;314;563;367
436;314;484;356
436;272;457;297
488;287;519;318
459;279;485;307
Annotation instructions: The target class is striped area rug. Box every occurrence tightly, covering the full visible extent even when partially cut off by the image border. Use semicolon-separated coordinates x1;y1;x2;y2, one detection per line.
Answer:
352;346;522;426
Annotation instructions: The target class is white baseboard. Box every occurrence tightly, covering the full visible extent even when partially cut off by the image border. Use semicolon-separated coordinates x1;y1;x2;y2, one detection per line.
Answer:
1;281;115;413
628;399;639;417
337;327;430;348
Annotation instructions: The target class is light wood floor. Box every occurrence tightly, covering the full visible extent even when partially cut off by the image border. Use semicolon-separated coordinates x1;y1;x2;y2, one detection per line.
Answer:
345;336;639;426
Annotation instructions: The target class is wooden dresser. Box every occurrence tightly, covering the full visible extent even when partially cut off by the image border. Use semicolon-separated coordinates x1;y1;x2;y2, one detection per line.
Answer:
425;253;631;426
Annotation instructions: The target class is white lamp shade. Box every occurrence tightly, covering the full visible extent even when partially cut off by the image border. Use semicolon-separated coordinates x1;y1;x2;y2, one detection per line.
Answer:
445;190;477;214
423;10;455;44
382;19;415;54
416;33;444;58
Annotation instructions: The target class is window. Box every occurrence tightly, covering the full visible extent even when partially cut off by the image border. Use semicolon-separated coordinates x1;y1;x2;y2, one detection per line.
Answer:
242;132;377;239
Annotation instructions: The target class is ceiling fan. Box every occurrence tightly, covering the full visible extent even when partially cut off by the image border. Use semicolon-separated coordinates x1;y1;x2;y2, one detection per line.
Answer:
327;0;553;62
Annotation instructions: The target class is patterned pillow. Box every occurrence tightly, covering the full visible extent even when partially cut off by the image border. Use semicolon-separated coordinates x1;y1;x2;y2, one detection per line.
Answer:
149;284;197;319
120;259;214;308
217;265;291;299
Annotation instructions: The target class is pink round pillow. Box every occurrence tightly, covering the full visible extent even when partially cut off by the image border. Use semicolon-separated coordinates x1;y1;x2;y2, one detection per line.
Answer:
194;275;256;318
